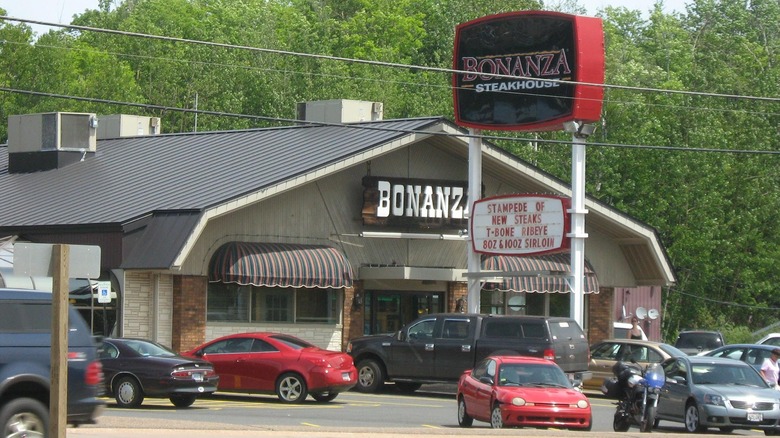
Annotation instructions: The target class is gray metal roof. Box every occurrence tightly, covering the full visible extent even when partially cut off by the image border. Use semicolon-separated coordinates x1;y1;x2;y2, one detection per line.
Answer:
0;118;443;227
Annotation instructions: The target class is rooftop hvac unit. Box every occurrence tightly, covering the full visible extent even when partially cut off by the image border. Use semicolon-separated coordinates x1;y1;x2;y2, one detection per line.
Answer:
97;114;162;138
8;112;97;154
296;99;384;123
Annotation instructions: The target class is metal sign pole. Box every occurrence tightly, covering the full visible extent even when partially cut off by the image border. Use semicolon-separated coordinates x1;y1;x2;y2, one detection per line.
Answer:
568;124;590;328
467;128;482;313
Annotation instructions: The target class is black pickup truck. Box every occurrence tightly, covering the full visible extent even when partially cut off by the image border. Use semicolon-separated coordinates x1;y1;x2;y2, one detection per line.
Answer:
346;313;591;393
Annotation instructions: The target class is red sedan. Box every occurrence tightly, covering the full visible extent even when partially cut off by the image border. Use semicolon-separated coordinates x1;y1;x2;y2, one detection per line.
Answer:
457;355;592;430
181;332;357;403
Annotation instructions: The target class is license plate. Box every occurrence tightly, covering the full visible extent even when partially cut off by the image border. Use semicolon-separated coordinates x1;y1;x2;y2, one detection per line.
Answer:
342;372;351;381
747;412;762;422
193;373;204;382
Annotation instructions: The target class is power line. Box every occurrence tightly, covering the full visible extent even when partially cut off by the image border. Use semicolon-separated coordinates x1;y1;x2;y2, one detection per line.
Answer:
2;16;780;104
4;38;778;119
2;86;779;155
673;289;780;311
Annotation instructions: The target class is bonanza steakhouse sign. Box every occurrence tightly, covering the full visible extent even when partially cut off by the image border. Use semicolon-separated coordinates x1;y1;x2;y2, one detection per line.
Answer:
453;11;605;131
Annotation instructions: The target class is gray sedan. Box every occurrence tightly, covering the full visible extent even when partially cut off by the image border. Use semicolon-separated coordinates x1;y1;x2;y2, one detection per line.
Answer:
655;355;780;434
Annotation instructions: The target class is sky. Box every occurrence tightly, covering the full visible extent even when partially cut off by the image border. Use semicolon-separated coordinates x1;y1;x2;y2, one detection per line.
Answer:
2;0;690;37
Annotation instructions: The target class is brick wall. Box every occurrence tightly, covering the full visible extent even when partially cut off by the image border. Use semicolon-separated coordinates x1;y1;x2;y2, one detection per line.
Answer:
123;271;152;339
172;275;207;352
344;281;364;349
448;282;468;313
588;287;613;344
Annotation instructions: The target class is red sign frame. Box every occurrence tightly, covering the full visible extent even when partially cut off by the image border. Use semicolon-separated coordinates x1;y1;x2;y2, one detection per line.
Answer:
470;194;571;256
453;11;605;131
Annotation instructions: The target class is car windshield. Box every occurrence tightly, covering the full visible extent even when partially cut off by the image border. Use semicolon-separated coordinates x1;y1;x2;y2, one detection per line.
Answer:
124;340;177;357
270;334;314;350
659;344;687;358
676;333;723;350
691;363;767;387
498;363;571;388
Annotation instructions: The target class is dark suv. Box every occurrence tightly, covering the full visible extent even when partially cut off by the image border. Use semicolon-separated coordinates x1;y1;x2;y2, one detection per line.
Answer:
0;288;105;435
674;330;725;355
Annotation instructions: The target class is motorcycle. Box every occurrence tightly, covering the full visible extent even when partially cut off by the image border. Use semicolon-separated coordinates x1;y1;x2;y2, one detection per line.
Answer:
601;361;666;432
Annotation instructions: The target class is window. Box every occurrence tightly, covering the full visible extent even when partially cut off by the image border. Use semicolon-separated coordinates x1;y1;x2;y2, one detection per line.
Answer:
442;319;470;339
591;342;621;360
207;284;340;324
407;319;435;340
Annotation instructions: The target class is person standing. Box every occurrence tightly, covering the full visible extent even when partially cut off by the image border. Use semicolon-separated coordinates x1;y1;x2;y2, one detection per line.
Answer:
760;349;780;389
629;317;644;340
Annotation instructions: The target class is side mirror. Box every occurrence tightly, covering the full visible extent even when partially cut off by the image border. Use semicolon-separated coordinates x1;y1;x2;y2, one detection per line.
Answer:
479;376;494;385
397;331;406;342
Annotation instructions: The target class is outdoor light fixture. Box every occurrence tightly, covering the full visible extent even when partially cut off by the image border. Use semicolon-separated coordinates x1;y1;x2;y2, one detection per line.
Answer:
562;121;596;138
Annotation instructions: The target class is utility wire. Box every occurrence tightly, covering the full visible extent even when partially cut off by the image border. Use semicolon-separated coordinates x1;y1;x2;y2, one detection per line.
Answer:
3;38;778;119
2;16;780;104
673;289;780;311
2;86;779;155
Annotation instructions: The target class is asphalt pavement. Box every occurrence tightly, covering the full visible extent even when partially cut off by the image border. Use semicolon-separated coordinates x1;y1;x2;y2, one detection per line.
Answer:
64;387;755;438
66;416;754;438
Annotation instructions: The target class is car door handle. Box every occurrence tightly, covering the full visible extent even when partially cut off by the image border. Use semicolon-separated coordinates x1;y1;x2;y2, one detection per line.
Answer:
425;343;434;351
461;345;471;352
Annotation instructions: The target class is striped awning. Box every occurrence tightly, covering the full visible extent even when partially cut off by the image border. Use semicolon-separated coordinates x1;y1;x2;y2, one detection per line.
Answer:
481;253;599;294
208;242;354;289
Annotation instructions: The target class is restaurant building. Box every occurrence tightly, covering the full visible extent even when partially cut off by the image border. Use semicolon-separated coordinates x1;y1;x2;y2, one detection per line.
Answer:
0;101;675;351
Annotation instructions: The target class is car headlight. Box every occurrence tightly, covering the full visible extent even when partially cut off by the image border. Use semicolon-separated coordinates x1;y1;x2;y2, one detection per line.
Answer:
703;394;725;406
512;397;526;406
576;399;589;409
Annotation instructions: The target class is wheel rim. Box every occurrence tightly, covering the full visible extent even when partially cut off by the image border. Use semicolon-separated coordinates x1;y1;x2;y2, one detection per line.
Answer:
358;366;375;388
685;405;700;432
491;406;503;429
5;412;45;438
279;376;303;401
117;381;136;405
458;400;466;422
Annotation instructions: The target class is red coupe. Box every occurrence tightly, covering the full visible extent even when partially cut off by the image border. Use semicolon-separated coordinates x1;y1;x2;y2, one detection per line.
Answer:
456;355;592;430
182;332;357;403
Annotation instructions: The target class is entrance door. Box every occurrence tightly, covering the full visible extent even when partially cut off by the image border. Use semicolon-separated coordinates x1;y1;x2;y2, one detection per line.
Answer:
364;291;444;335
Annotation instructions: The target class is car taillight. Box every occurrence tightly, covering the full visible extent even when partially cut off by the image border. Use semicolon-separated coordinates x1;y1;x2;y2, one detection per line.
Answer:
85;360;103;386
543;348;555;361
171;369;216;379
307;357;332;368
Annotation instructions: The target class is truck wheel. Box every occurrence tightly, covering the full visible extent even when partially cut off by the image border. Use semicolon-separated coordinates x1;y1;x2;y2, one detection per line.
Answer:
356;359;384;393
0;397;48;438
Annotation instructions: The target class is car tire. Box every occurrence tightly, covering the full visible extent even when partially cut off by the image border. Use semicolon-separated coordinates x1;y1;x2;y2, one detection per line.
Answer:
169;395;197;408
490;404;504;429
457;396;473;427
276;373;308;403
0;397;48;438
115;376;144;408
685;402;705;433
311;392;338;403
395;382;422;393
641;405;656;432
355;358;385;393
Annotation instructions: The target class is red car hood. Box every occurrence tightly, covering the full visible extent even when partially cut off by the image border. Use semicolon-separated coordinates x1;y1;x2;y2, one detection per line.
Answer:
498;386;587;404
